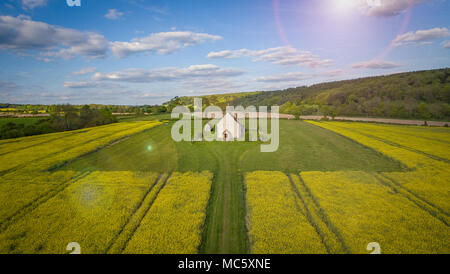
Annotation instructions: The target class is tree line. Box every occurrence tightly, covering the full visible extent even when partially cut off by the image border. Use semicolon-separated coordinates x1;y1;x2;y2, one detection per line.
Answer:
233;69;450;120
0;103;168;115
0;105;117;140
167;68;450;121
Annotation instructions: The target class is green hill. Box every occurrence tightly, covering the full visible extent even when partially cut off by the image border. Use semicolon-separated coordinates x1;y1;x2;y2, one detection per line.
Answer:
169;68;450;121
168;91;261;110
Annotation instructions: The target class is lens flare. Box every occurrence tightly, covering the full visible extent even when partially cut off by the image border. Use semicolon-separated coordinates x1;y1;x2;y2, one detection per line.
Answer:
273;0;290;45
334;0;354;12
272;0;413;60
377;7;413;60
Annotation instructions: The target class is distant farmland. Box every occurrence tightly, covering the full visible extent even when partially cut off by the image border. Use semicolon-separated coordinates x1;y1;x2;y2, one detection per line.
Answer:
0;117;44;127
0;119;448;254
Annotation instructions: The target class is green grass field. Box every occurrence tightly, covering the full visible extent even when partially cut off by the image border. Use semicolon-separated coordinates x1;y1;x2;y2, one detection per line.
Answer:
0;119;448;254
0;117;44;127
115;114;172;122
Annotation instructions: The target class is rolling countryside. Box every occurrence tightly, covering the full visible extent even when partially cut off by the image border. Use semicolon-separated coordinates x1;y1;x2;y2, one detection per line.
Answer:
0;117;448;254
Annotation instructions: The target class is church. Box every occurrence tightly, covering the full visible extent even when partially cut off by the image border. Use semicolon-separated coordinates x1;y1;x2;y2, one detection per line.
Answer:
205;112;245;141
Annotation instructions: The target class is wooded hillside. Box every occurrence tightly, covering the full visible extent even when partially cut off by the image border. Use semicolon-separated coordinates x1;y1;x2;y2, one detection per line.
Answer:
169;68;450;120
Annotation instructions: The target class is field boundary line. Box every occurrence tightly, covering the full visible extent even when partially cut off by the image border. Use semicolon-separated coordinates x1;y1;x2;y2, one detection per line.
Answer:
241;171;252;255
199;143;250;254
0;123;156;177
0;171;92;233
236;146;252;254
288;174;349;254
0;130;85;146
48;125;162;172
0;132;83;157
220;150;230;253
0;125;143;177
367;127;450;145
374;173;449;226
305;121;409;171
104;173;166;254
287;174;329;252
328;123;450;164
380;173;449;217
296;173;351;253
46;124;160;171
355;131;450;164
199;170;219;254
115;172;172;254
199;147;223;254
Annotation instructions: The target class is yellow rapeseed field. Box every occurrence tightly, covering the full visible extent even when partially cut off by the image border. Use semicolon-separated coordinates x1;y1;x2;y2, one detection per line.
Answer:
0;121;161;229
0;171;159;254
245;171;327;254
0;121;161;172
0;130;81;155
322;122;450;161
1;118;448;254
123;171;213;254
107;173;169;254
300;171;449;254
307;121;450;171
381;170;450;213
0;170;78;225
244;122;449;254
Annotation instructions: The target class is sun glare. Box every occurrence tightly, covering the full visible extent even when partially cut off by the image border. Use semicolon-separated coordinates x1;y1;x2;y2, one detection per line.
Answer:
334;0;355;13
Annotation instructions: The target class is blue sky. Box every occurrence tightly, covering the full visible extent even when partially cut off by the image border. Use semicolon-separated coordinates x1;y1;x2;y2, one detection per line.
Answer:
0;0;449;105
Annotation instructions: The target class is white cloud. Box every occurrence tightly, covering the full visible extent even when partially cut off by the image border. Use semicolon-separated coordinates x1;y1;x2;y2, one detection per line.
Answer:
0;17;222;60
354;0;428;17
92;64;245;82
63;81;123;89
207;46;332;68
40;32;108;59
0;81;20;91
63;82;100;89
110;31;222;58
392;27;450;47
180;78;246;94
207;49;250;59
255;70;344;83
73;67;97;75
22;0;47;10
88;64;246;96
0;15;108;60
351;60;402;69
105;9;124;20
442;41;450;49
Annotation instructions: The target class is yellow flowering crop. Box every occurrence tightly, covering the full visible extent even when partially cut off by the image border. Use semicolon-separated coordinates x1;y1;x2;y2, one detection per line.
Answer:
382;170;450;213
245;171;327;254
301;171;449;254
0;121;162;173
307;121;450;172
324;122;450;161
0;121;162;228
0;171;159;254
124;171;213;254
